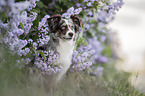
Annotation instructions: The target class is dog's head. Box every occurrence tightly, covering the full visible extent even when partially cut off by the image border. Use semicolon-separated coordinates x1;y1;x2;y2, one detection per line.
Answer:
47;14;81;41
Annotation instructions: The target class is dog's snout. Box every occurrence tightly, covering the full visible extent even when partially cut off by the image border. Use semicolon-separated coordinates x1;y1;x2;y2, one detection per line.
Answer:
68;32;73;37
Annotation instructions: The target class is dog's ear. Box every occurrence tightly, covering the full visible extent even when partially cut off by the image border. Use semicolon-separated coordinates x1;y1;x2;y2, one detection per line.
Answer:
47;14;61;33
71;15;82;32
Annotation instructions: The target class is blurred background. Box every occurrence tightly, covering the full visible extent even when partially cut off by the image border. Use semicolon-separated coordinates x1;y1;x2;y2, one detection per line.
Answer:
109;0;145;92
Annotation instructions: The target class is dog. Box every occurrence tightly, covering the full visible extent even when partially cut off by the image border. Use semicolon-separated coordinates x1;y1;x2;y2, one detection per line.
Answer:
47;14;81;82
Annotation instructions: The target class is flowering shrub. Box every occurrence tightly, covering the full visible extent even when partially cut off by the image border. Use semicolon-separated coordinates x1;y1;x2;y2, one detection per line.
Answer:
0;0;123;75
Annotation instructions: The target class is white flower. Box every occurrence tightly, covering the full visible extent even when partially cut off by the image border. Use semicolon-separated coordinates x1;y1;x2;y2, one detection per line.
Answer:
62;13;71;19
87;2;92;7
62;7;82;19
20;11;28;23
67;7;74;14
74;8;82;14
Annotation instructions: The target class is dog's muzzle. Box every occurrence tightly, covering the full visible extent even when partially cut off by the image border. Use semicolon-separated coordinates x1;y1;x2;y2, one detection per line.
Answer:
68;32;73;37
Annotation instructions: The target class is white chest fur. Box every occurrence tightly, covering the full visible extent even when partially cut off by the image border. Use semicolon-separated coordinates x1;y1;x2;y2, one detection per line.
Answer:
55;39;74;81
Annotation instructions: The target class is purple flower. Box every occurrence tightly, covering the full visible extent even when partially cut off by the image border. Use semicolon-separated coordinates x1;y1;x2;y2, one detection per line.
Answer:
78;47;84;52
33;42;38;49
87;2;92;7
109;9;116;14
84;0;89;2
67;7;74;15
28;39;33;43
100;35;106;42
90;0;95;2
28;12;37;21
88;37;107;64
62;7;82;19
71;45;93;72
12;29;24;36
98;22;106;29
98;11;107;22
97;56;108;63
19;39;28;49
81;52;88;58
38;22;43;30
24;23;33;34
74;8;82;14
25;58;31;64
76;3;81;7
92;66;104;76
88;49;95;55
88;11;93;16
38;15;50;30
20;11;27;23
34;50;60;74
27;0;39;11
101;30;107;33
62;13;71;19
85;24;90;29
18;49;25;56
25;48;30;53
38;35;50;47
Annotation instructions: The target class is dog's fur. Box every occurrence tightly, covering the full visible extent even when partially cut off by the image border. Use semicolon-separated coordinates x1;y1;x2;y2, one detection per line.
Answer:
47;14;81;82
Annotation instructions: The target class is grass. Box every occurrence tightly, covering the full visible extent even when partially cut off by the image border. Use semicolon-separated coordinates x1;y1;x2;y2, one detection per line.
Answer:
0;47;145;96
103;72;145;96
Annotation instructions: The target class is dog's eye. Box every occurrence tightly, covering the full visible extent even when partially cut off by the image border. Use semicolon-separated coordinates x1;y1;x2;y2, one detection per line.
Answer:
71;26;74;30
61;26;65;30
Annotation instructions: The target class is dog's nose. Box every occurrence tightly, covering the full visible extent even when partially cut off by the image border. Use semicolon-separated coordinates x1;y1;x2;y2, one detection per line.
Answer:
68;32;73;37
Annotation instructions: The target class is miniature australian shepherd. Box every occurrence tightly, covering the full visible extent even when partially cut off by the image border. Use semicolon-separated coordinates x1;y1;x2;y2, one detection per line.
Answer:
47;14;81;82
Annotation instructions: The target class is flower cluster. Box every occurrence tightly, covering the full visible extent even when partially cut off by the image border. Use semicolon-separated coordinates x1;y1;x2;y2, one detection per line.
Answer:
0;0;30;16
0;0;30;55
70;45;94;72
75;0;100;10
83;0;124;30
88;37;108;64
24;11;38;34
97;0;123;29
38;15;50;31
27;0;40;11
0;0;39;67
37;15;50;47
81;0;123;65
0;0;123;75
34;50;61;74
91;66;104;76
62;7;82;18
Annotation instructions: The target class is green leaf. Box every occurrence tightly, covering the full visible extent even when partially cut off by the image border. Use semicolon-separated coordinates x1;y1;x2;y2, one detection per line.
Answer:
34;50;46;61
77;37;84;45
93;8;96;15
19;22;24;30
36;1;45;8
39;51;45;61
3;12;7;18
34;50;40;56
30;9;39;13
